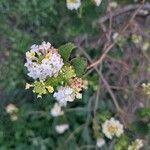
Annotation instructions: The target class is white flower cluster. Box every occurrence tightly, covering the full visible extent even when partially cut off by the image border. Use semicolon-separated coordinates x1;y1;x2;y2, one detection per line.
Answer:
142;83;150;95
66;0;81;10
51;103;64;117
55;124;69;134
109;1;118;9
102;118;124;139
128;139;143;150
5;104;18;121
53;86;81;106
96;138;105;148
25;42;88;109
94;0;102;6
66;0;102;10
25;42;64;80
53;78;87;106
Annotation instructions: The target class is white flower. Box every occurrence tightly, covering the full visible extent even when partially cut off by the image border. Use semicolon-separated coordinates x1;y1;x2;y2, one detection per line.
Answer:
112;32;119;40
10;115;18;121
142;41;149;51
31;44;39;52
139;9;149;15
135;139;143;149
53;86;76;106
94;0;102;6
6;104;18;114
128;139;143;150
51;103;64;117
142;83;150;95
25;41;64;80
55;124;69;134
66;0;81;10
109;2;118;9
96;138;105;148
132;34;142;44
102;118;124;139
25;83;33;89
39;41;51;52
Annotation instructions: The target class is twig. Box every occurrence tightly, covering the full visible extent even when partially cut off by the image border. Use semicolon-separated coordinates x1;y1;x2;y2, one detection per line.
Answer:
87;43;115;69
98;3;150;24
79;47;122;112
87;4;144;69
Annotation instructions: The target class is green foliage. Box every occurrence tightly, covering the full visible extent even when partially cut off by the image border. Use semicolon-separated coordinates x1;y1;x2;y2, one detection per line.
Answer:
0;0;149;149
115;135;129;150
135;107;150;118
58;43;76;62
98;110;112;122
130;121;149;136
46;64;76;87
71;57;87;77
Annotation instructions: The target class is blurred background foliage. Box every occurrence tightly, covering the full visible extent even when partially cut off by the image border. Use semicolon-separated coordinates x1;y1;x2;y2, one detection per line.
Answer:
0;0;150;149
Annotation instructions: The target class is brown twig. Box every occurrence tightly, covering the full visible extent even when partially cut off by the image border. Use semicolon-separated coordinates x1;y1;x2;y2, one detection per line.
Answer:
79;47;122;112
98;3;150;24
87;4;144;69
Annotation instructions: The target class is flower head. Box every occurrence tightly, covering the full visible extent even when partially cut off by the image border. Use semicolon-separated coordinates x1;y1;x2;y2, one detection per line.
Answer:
102;118;124;139
6;104;18;121
25;41;64;80
10;115;18;121
94;0;102;6
66;0;81;10
132;34;142;44
25;83;33;89
53;86;76;106
142;83;150;95
55;124;69;134
128;139;143;150
69;77;87;92
109;1;118;9
51;103;64;117
96;138;105;148
6;104;18;114
142;41;149;51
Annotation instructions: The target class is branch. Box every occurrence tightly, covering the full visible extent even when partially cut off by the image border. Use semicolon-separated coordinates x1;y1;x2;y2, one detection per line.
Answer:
98;3;150;24
87;4;144;69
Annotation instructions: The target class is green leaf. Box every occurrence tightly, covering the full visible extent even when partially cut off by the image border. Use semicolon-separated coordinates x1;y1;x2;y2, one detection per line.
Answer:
46;64;76;87
114;135;128;150
135;107;150;118
130;121;149;136
71;57;87;77
58;43;76;62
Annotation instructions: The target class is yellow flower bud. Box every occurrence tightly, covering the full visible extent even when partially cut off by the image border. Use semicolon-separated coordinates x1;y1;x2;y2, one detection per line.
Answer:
47;86;54;93
25;83;33;89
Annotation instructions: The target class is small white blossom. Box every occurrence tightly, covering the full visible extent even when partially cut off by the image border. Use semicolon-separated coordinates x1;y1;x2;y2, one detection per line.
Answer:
25;41;64;80
96;138;105;148
10;115;18;121
94;0;102;6
31;44;39;52
25;83;33;89
39;41;51;52
132;34;142;44
51;103;64;117
53;86;76;106
102;118;124;139
66;0;81;10
6;104;18;114
142;83;150;95
109;2;118;9
139;9;149;15
55;124;69;134
142;41;149;51
112;32;119;40
128;139;143;150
